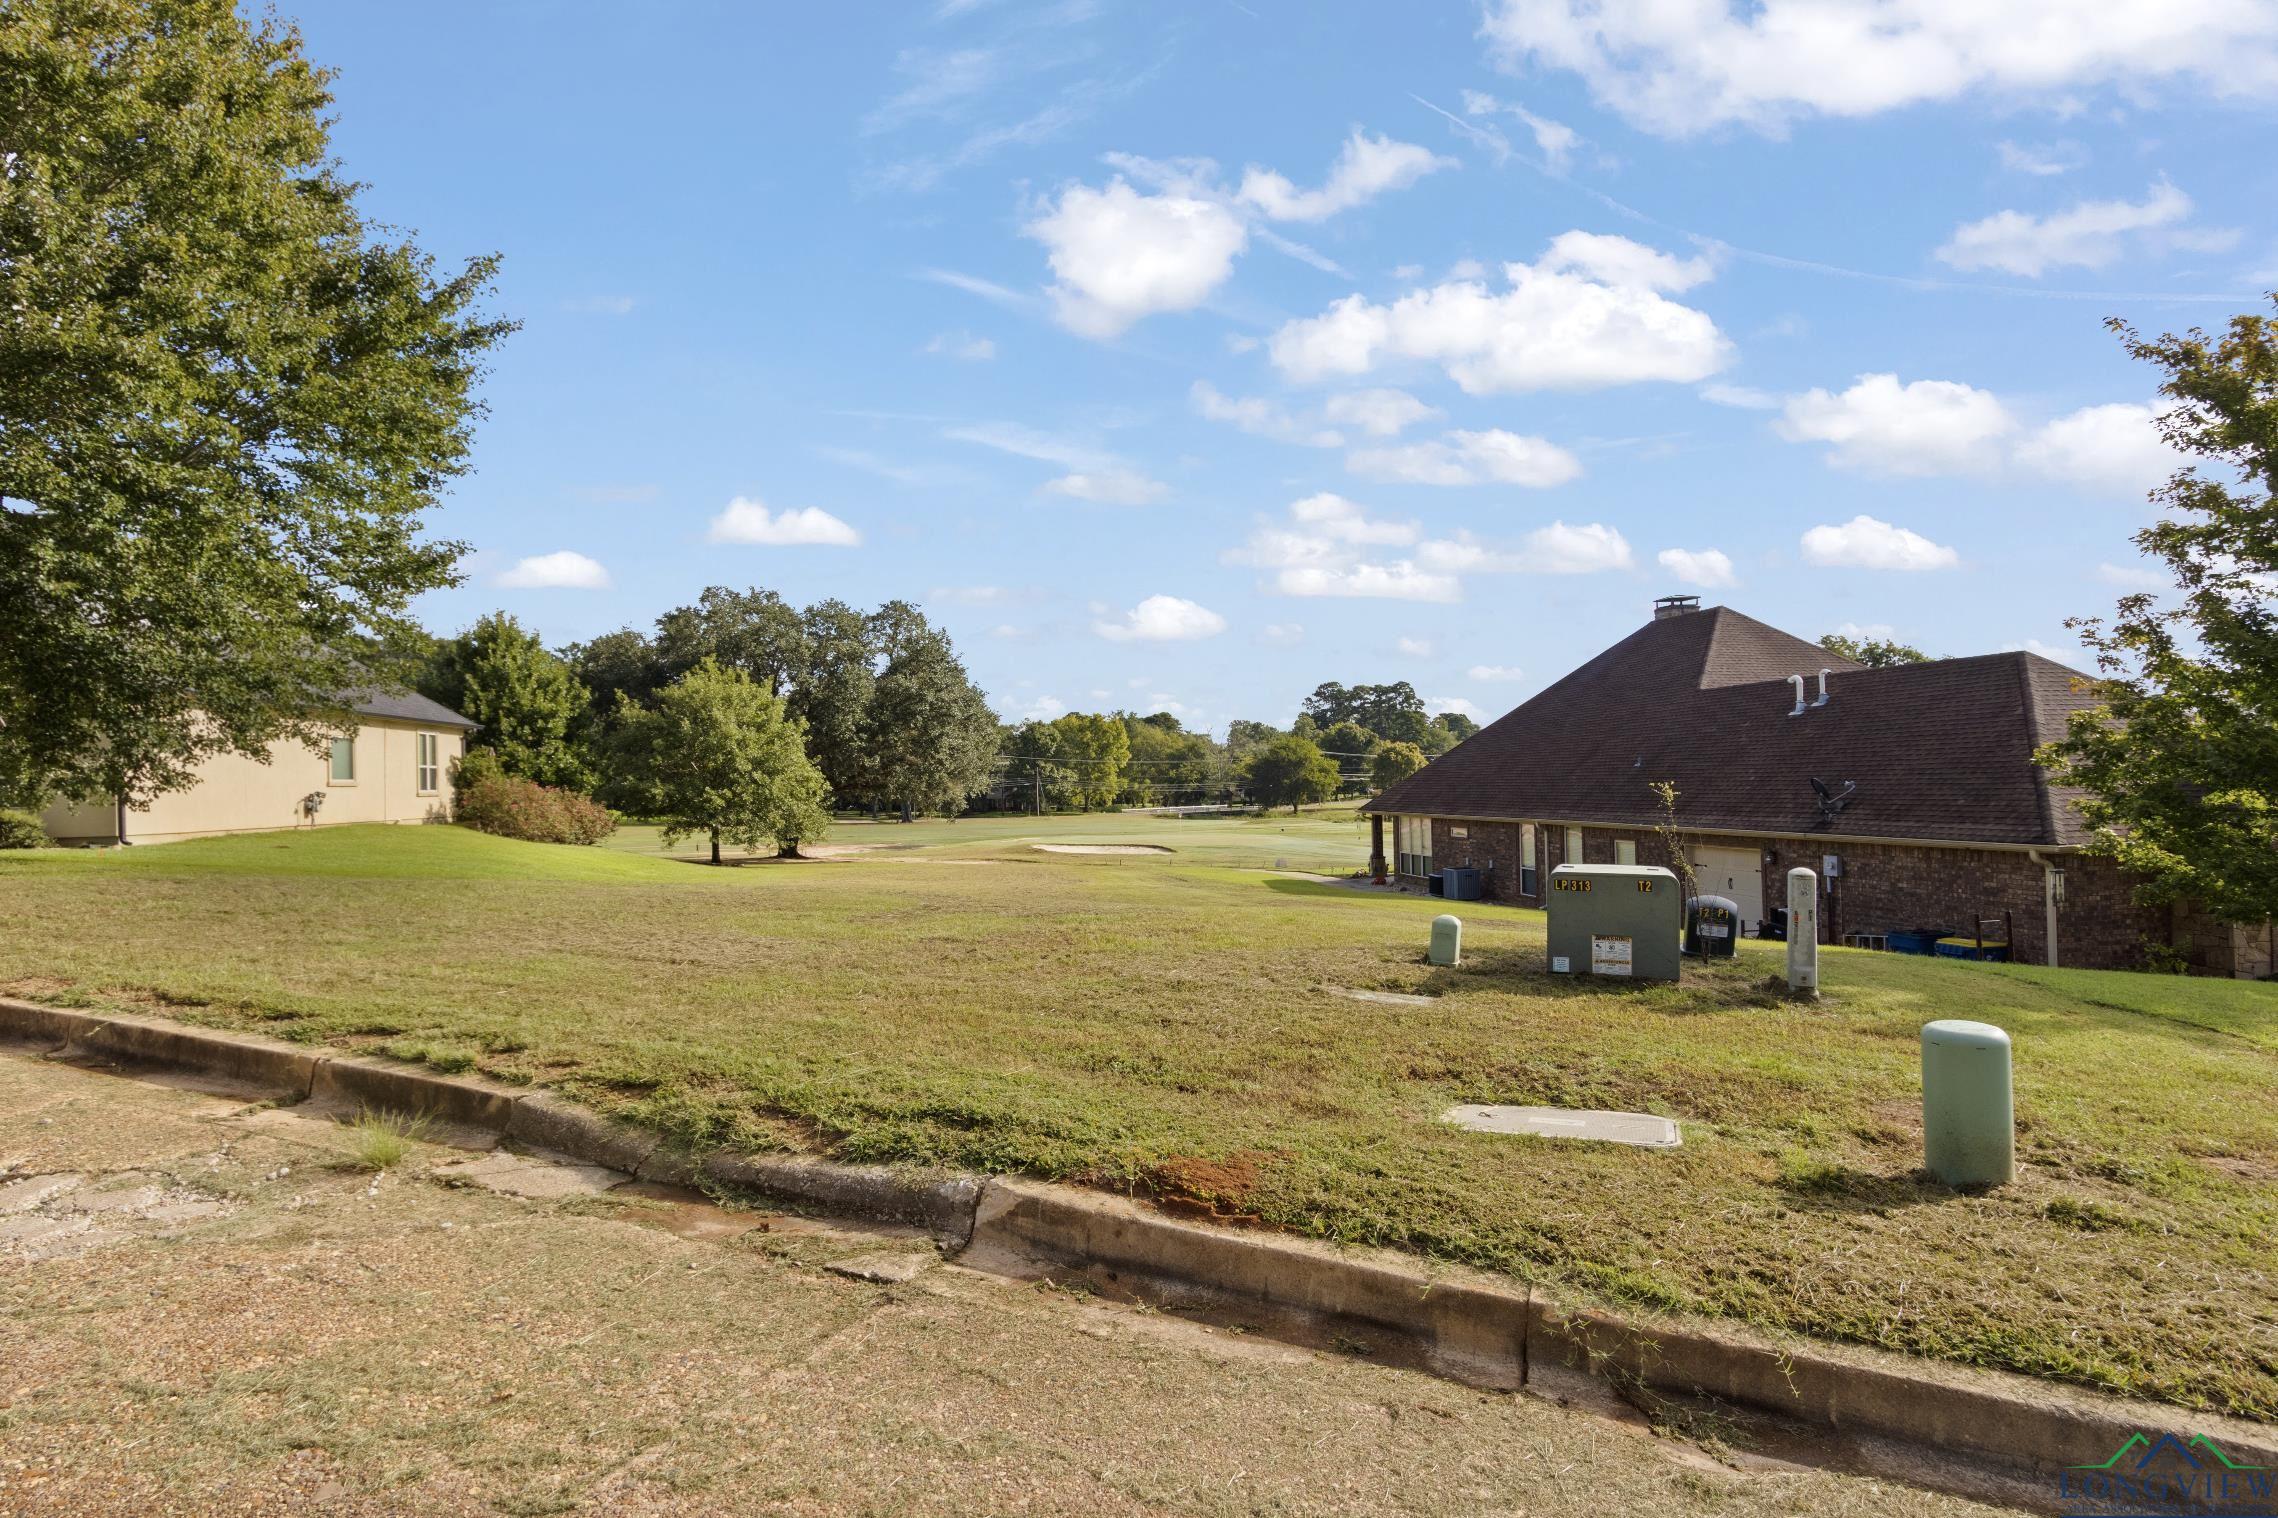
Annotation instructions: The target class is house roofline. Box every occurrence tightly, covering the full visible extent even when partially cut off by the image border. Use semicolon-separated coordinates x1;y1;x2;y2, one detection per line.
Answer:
1366;807;2077;856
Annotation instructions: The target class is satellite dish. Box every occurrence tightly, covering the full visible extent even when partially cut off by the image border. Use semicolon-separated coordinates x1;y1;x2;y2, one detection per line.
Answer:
1809;777;1832;801
1809;777;1857;820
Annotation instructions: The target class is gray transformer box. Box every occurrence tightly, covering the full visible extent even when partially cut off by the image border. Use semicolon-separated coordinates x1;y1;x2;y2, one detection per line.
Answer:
1546;864;1684;982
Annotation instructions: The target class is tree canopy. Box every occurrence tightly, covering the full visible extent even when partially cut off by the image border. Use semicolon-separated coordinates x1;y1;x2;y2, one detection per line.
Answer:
859;631;999;820
1242;734;1340;814
2041;303;2278;925
0;0;510;804
1820;634;1929;668
609;659;828;863
417;614;588;790
1371;741;1427;791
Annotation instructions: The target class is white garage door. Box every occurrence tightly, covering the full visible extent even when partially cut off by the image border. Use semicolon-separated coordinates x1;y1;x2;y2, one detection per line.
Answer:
1693;845;1764;929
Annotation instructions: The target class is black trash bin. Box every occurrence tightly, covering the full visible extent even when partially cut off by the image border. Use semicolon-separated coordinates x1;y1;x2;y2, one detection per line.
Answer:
1685;894;1740;957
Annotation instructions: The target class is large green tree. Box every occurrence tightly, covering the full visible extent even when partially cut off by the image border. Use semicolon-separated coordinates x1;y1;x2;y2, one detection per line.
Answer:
1371;741;1426;791
610;659;828;864
0;0;511;805
417;613;589;790
2040;303;2278;924
1118;712;1215;806
653;586;807;697
785;598;876;800
1300;681;1431;747
860;633;998;820
1242;734;1340;814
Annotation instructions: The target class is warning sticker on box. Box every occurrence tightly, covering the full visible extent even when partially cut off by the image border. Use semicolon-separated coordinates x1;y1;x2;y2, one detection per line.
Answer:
1591;935;1633;977
1550;954;1571;974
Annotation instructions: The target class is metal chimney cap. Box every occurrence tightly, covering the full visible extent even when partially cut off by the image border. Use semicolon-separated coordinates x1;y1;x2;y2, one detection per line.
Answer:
1653;594;1702;620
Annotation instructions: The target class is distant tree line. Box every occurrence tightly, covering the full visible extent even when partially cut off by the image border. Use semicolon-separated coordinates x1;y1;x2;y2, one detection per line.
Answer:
409;588;1000;854
986;679;1478;817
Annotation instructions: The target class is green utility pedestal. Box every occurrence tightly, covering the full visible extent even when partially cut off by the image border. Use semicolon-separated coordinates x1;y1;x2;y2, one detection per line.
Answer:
1921;1019;2014;1187
1429;914;1462;967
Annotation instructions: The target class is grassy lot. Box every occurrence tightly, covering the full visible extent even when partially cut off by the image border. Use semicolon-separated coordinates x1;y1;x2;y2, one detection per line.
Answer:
3;820;2275;1420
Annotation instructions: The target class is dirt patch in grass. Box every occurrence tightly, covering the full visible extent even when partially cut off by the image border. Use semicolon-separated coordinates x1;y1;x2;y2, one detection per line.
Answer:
1138;1150;1282;1224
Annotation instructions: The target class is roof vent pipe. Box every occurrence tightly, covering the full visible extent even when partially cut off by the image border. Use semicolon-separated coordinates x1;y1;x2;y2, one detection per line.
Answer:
1786;675;1807;717
1813;668;1833;707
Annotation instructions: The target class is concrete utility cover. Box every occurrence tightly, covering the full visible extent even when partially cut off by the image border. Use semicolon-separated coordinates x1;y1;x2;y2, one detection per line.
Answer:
1326;986;1437;1007
1439;1105;1681;1149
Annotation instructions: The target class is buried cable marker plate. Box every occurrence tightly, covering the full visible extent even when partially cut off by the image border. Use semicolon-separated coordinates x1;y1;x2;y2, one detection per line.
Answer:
1439;1104;1681;1148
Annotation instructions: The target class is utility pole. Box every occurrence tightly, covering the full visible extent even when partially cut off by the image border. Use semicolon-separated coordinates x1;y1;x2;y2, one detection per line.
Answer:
1033;761;1042;817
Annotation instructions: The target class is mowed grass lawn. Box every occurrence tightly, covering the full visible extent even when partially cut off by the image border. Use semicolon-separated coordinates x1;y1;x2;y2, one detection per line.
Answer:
4;820;2275;1419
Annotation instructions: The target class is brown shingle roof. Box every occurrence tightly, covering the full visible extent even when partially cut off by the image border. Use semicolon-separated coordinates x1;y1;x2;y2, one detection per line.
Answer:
1367;607;2105;848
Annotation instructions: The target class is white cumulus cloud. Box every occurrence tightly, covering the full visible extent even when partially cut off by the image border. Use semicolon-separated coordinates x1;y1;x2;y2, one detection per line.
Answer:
1479;0;2278;137
1227;497;1628;601
1396;636;1434;656
1261;622;1306;646
1346;428;1583;488
1935;182;2223;276
1426;695;1485;720
1323;388;1440;436
707;498;863;547
2014;402;2186;495
1800;515;1960;572
1657;547;1736;587
1025;177;1248;339
1190;380;1342;447
497;551;611;590
1468;664;1526;681
1237;129;1454;222
1269;232;1728;393
1095;594;1227;642
1776;374;2016;476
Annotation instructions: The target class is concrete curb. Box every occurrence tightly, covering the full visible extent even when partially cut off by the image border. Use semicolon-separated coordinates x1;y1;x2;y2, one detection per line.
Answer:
5;994;2272;1499
964;1177;1530;1390
0;996;965;1242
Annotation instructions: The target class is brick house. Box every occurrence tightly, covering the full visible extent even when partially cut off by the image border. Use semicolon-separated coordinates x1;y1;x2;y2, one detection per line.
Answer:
1364;597;2269;976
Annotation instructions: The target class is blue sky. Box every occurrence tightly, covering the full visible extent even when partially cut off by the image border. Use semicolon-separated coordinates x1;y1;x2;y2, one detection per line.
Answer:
292;0;2278;734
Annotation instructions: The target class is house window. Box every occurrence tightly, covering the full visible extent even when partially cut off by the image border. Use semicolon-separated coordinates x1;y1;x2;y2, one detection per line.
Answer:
416;733;440;795
1615;838;1637;866
1520;823;1538;896
1565;826;1583;864
328;736;356;784
1394;816;1434;878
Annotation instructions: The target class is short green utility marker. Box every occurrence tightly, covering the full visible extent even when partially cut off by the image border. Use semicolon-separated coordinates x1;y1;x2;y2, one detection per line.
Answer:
1428;913;1462;967
1440;1104;1681;1149
1921;1019;2014;1187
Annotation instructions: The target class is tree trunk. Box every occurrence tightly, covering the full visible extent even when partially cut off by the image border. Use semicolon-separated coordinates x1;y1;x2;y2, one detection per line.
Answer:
710;827;721;865
900;799;913;823
777;842;802;860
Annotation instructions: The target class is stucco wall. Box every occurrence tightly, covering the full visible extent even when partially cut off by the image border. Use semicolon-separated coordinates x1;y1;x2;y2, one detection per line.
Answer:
41;721;464;844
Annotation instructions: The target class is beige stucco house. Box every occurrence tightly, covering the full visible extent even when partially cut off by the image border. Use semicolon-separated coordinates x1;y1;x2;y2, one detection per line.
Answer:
40;691;479;845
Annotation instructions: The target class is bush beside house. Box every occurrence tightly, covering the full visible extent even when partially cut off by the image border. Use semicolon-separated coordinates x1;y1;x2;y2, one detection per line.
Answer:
451;751;614;846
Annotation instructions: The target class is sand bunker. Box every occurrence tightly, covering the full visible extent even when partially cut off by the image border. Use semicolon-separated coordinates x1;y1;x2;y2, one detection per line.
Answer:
1030;843;1173;855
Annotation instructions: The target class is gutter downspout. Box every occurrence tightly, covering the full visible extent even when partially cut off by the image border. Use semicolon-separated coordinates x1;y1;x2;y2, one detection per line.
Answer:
2027;849;2057;968
114;792;131;848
